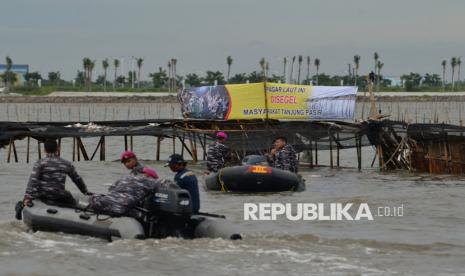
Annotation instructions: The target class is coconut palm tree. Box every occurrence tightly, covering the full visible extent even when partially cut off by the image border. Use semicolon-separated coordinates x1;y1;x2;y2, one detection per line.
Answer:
373;52;379;87
451;57;457;90
113;59;120;90
88;60;95;91
289;56;295;84
226;56;233;83
376;61;384;91
167;60;172;91
136;58;143;88
458;57;462;84
102;59;109;92
297;55;303;84
259;57;266;81
265;61;269;79
314;58;320;85
306;56;311;84
282;57;287;83
373;52;379;74
4;56;13;90
82;58;92;91
441;60;447;89
353;55;361;86
172;58;177;90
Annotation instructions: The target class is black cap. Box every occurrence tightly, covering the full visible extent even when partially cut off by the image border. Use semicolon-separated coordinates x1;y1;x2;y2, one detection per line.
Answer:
165;154;186;167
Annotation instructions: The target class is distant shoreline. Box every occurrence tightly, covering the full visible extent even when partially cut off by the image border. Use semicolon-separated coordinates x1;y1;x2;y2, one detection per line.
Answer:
2;91;465;103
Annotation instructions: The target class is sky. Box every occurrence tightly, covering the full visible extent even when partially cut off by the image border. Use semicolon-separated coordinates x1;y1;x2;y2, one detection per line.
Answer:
1;0;464;80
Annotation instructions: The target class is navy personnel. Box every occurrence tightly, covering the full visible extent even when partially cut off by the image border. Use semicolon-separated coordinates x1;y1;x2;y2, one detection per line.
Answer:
24;139;91;206
267;136;298;173
206;131;230;173
166;154;200;214
120;150;144;176
88;172;158;217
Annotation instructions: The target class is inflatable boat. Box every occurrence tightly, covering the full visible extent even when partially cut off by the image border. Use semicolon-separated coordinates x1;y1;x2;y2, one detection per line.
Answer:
22;187;242;241
205;155;305;192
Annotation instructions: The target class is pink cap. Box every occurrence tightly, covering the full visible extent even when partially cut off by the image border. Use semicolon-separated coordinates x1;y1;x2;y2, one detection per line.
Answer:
120;150;136;162
142;167;158;178
216;131;228;139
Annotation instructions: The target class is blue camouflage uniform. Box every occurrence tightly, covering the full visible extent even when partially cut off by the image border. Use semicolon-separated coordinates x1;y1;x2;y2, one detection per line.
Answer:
25;153;89;205
271;144;299;173
174;168;200;214
88;175;157;217
206;141;230;172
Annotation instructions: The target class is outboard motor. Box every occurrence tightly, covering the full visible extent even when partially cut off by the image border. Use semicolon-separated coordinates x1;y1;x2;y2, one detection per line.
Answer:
242;154;269;166
144;187;193;238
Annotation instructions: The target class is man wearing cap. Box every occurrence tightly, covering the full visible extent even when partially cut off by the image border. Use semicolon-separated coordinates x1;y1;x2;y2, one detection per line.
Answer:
120;150;144;176
23;139;91;207
166;154;200;214
267;136;299;173
206;131;231;173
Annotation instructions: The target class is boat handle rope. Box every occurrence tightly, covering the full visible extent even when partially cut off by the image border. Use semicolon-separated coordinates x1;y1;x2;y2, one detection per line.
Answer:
218;169;227;192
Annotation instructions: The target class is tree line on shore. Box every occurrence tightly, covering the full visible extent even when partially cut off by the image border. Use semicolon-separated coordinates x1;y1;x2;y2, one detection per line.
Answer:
1;53;463;93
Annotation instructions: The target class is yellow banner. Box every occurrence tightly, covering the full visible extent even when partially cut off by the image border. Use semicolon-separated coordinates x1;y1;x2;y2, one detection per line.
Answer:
225;83;266;120
265;83;313;119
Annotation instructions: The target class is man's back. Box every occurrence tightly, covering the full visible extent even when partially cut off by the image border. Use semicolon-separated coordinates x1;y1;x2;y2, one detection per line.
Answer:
174;168;200;213
207;141;230;172
25;154;87;202
274;144;298;173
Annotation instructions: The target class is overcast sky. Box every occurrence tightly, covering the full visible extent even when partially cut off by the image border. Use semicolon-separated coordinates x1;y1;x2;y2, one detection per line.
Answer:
1;0;464;80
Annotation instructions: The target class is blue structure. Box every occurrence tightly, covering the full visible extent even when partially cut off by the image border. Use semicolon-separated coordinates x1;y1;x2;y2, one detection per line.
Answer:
0;64;29;85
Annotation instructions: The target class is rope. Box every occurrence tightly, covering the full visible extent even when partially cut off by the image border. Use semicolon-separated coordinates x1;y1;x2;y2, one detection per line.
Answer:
217;169;227;192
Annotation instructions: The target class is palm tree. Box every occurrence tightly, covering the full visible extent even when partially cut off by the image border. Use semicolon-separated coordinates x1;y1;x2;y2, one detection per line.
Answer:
5;56;13;90
297;55;303;84
136;58;143;88
441;60;447;89
451;57;457;90
289;56;295;84
265;61;269;79
102;59;109;92
282;57;287;83
226;56;233;83
458;57;462;84
374;52;379;87
306;56;311;85
172;58;177;90
353;55;360;86
314;58;320;85
259;57;266;81
113;59;120;90
167;60;172;91
82;58;92;91
88;60;95;91
376;61;384;92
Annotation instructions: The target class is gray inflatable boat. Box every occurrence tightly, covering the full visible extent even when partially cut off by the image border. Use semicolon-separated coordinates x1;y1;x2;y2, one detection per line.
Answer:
22;187;242;241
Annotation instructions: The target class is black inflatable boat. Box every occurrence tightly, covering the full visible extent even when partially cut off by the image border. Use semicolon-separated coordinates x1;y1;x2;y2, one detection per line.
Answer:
22;187;242;241
205;155;305;192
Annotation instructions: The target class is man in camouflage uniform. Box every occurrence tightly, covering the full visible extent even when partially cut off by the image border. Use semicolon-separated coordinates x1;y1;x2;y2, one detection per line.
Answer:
23;139;91;206
120;150;144;176
88;173;161;217
267;136;298;173
206;131;230;173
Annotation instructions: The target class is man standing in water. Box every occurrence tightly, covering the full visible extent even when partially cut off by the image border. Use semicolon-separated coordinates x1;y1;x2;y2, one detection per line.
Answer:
206;131;230;173
166;154;200;214
267;136;298;173
23;139;91;206
120;150;144;176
